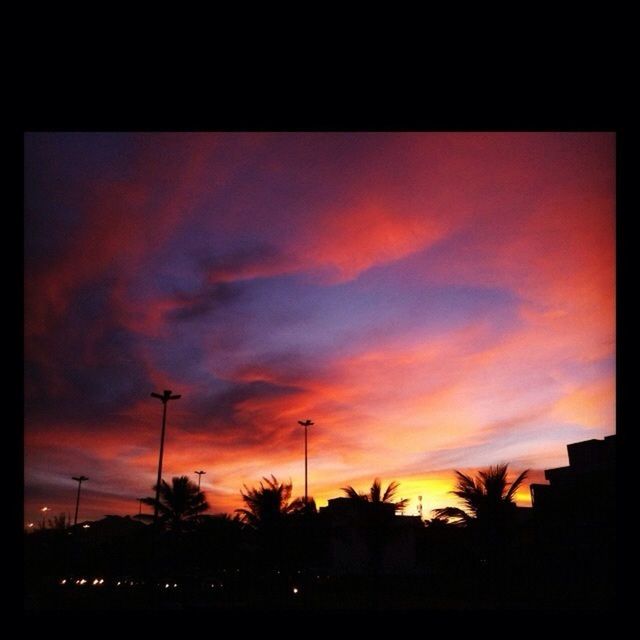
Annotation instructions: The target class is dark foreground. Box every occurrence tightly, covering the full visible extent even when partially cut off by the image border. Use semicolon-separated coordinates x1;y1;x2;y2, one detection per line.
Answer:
25;567;614;611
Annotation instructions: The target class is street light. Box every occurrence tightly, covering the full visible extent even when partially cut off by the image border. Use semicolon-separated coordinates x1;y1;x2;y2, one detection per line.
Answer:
138;498;145;515
41;506;49;529
194;470;206;490
297;420;314;505
150;389;181;524
72;476;89;525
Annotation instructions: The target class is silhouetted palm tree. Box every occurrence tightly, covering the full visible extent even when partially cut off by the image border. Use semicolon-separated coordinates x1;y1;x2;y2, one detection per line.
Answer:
341;478;410;512
236;476;310;569
340;478;408;604
432;464;528;527
432;464;529;593
236;475;306;529
140;475;209;532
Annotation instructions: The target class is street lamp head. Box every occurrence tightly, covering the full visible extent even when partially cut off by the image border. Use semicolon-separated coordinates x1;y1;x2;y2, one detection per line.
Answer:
151;390;181;402
298;419;314;427
195;470;206;475
72;476;89;482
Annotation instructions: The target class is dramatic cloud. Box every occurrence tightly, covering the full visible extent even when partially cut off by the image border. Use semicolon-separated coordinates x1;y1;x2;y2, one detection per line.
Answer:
24;133;615;522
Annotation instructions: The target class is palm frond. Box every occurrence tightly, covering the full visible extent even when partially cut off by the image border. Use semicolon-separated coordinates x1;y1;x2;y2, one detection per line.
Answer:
427;514;461;528
237;475;301;529
341;485;367;500
440;462;530;533
141;476;208;531
370;478;382;502
382;480;400;503
453;469;478;492
432;506;472;525
343;478;406;506
505;468;529;502
479;464;509;500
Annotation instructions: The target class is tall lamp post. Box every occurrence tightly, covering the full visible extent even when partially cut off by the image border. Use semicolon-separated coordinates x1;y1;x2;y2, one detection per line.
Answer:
194;470;206;490
150;390;181;524
297;420;314;505
72;476;89;525
40;506;49;529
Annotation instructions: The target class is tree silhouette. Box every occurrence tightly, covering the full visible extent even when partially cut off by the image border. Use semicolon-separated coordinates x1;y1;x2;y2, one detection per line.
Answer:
235;475;312;569
236;475;307;529
341;478;409;512
140;475;209;532
432;464;528;527
339;478;410;591
432;463;529;583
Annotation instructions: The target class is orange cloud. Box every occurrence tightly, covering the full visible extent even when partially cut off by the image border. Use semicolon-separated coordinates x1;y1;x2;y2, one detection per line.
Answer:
550;377;616;429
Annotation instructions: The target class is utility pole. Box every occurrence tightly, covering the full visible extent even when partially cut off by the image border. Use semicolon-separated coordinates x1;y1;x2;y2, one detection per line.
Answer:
297;420;314;505
72;476;89;525
194;470;206;490
40;506;49;529
150;390;181;524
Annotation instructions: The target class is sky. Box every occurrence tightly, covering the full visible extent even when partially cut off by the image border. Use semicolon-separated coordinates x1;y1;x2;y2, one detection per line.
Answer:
24;132;615;524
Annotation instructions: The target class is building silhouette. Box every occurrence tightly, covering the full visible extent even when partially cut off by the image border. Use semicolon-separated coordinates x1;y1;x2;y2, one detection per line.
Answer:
319;497;422;575
529;434;615;607
530;434;615;530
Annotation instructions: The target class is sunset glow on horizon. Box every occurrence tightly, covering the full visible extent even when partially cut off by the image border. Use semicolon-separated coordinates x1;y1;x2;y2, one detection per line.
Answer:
24;132;615;522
